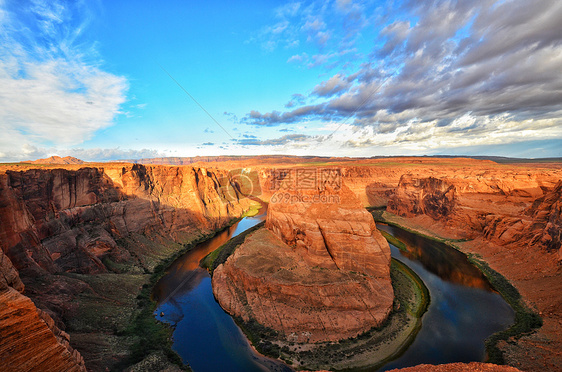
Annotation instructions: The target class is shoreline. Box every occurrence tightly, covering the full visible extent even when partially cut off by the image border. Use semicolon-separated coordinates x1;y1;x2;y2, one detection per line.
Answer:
120;215;246;371
212;227;431;371
371;209;543;366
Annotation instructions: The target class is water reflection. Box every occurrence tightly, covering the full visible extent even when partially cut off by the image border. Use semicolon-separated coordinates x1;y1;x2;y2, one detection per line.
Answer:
152;223;242;304
379;224;515;371
152;206;292;372
378;224;494;291
152;209;515;372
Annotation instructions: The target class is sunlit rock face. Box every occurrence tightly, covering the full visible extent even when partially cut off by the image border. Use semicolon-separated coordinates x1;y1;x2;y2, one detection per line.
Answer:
0;164;253;371
213;182;394;342
525;180;562;259
0;287;86;372
0;165;252;277
388;175;457;220
387;174;562;262
388;362;522;371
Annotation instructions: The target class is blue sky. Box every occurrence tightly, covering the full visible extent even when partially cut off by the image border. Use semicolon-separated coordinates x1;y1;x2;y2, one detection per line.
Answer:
1;0;561;161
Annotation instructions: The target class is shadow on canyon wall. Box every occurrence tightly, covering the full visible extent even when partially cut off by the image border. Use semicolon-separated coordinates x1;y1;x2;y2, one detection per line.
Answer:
0;164;253;371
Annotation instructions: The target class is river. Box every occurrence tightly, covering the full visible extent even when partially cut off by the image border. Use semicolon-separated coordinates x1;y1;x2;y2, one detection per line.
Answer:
378;224;514;371
153;210;514;371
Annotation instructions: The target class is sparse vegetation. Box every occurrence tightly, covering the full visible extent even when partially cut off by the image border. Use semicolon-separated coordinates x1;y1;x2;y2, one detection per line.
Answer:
379;230;408;252
227;250;429;371
467;254;543;364
242;203;262;217
372;209;543;365
62;216;245;372
119;220;246;371
201;221;265;274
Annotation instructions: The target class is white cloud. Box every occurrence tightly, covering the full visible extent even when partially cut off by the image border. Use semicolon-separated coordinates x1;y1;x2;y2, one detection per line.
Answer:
0;0;128;162
243;0;562;157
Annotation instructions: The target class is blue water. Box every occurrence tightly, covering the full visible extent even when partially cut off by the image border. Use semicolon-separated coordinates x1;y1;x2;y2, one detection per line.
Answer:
379;224;515;370
152;212;515;371
152;210;291;372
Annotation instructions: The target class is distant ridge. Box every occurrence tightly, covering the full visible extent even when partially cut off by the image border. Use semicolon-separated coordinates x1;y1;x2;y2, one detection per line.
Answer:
124;155;354;166
24;156;85;165
124;155;562;166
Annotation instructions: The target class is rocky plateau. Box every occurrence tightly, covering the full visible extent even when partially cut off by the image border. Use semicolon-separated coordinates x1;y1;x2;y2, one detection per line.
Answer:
0;156;561;371
213;183;394;342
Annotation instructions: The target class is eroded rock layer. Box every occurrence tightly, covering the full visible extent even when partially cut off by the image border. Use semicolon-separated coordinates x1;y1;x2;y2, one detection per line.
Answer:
0;165;251;278
0;288;86;372
388;175;562;259
0;164;253;371
388;175;457;219
213;183;393;342
389;362;521;372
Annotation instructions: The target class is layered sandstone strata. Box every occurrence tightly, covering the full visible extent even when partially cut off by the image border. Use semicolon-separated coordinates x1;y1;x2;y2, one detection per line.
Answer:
0;165;252;278
525;180;561;260
0;164;253;370
213;183;393;342
388;175;562;260
389;362;521;371
388;175;457;219
0;288;86;372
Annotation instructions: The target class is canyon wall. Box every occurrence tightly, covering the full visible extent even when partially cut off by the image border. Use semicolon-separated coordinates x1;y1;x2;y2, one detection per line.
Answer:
2;158;560;370
0;164;253;371
0;165;252;278
387;174;562;258
213;183;394;342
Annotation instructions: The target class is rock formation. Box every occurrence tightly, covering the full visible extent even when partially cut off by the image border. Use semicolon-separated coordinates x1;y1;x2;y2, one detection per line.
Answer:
387;174;562;258
0;250;24;292
389;362;521;371
213;183;393;342
525;180;562;258
26;156;85;164
0;288;86;372
0;165;252;278
1;157;561;370
0;164;254;371
266;183;391;277
388;175;457;220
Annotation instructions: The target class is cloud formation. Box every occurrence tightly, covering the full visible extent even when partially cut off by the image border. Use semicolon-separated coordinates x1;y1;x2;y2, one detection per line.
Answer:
244;0;562;154
0;0;128;161
10;145;164;162
234;134;313;147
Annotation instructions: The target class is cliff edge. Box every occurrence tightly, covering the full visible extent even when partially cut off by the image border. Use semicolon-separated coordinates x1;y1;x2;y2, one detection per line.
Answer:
213;183;393;342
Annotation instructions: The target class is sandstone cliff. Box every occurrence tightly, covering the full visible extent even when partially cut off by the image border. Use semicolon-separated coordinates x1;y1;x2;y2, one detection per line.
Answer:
0;165;251;278
388;175;457;220
0;250;23;292
2;157;561;371
213;183;393;342
389;362;521;371
0;287;86;372
266;183;391;277
0;164;254;371
387;174;562;260
525;180;562;260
